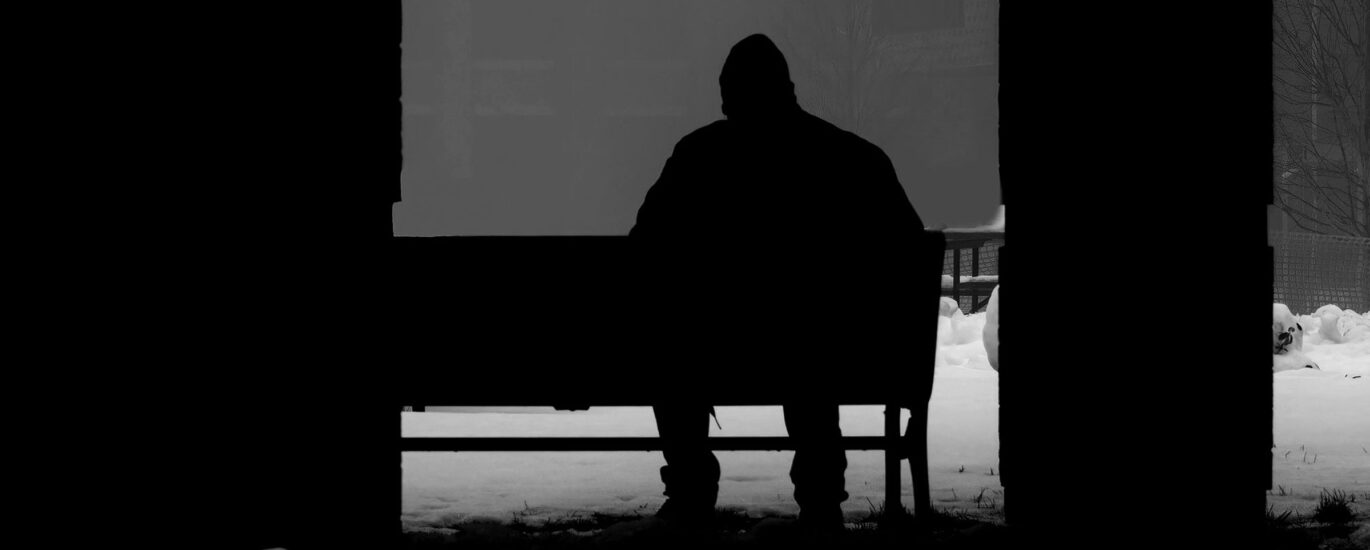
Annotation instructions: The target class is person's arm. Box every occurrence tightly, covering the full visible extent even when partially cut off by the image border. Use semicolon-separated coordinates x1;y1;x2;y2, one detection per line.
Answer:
870;146;926;235
552;151;688;414
629;150;687;239
625;144;697;370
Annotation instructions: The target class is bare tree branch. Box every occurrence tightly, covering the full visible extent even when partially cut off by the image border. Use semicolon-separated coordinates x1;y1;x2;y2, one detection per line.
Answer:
1274;0;1369;237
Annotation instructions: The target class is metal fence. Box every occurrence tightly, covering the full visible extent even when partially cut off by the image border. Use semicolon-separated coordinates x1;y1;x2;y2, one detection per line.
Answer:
944;238;1002;314
1270;231;1370;315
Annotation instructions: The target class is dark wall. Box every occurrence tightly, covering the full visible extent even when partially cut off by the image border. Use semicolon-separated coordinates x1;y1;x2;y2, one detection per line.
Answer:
179;5;402;549
997;3;1271;546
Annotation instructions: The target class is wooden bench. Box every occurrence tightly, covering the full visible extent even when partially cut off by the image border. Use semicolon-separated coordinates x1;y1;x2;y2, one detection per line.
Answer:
393;231;947;522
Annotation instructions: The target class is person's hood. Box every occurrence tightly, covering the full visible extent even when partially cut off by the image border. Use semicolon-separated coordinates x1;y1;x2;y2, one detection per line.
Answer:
719;34;799;122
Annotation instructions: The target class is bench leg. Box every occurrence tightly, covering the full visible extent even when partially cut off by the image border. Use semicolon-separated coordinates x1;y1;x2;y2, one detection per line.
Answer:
905;401;932;518
885;405;902;521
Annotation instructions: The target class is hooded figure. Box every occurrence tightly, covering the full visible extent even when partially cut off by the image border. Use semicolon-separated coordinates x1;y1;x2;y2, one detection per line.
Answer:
718;33;799;122
632;34;922;241
630;34;927;535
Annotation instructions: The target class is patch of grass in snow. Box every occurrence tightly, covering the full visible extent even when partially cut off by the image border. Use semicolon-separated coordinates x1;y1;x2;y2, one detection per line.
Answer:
452;505;766;537
1261;508;1326;550
854;497;997;532
430;512;470;528
536;512;605;532
1266;505;1300;528
1260;490;1365;548
856;497;913;528
713;506;759;532
971;487;1000;510
1312;489;1357;527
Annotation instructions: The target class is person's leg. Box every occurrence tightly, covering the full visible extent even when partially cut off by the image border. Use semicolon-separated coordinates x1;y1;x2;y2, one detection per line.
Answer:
652;404;719;519
784;402;848;528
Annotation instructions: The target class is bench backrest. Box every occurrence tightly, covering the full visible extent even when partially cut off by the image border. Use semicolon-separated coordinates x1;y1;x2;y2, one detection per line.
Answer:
389;231;946;406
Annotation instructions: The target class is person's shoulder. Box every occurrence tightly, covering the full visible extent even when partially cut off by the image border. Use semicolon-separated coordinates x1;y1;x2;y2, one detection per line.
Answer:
673;119;731;151
799;111;885;157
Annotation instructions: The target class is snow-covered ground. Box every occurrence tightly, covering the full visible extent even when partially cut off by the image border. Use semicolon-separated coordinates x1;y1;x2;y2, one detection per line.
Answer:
1270;307;1370;518
401;303;1368;529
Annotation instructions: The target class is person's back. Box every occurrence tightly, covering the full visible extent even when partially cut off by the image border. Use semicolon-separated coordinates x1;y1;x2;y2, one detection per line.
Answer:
630;96;922;246
630;34;924;386
628;34;928;535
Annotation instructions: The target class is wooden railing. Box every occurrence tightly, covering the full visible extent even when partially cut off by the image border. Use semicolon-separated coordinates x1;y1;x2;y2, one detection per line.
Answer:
943;229;1003;313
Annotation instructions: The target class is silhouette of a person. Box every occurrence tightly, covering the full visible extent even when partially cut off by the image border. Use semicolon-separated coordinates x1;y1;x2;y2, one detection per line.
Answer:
630;34;925;533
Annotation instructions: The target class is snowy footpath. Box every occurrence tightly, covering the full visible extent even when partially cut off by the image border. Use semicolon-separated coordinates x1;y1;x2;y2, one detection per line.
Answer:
401;306;1368;529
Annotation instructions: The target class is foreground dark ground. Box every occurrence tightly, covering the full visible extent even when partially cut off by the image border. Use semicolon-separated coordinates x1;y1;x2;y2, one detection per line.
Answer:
403;507;1003;549
398;506;1369;550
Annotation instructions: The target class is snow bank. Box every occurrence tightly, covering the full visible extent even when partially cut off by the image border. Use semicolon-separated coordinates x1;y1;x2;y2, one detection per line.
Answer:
1274;303;1305;352
935;309;993;371
1296;335;1370;377
1269;304;1369;515
1275;303;1369;373
983;286;999;371
1303;306;1370;346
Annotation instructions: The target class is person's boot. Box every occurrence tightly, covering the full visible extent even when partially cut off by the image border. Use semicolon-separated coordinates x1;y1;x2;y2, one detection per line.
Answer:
655;497;716;522
796;504;845;540
656;465;718;527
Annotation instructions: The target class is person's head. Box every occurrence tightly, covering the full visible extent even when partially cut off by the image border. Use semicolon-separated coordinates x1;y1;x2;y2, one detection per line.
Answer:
719;34;798;122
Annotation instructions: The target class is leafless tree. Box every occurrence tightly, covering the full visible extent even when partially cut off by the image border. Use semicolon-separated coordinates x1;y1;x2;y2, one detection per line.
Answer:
774;0;925;137
1273;0;1368;237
